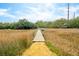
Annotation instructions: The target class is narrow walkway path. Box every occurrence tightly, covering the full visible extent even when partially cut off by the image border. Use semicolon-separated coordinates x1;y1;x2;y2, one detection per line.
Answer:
22;42;56;56
33;29;45;41
22;29;57;56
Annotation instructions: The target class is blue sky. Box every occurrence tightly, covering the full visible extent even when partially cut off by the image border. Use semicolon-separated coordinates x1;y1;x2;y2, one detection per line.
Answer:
0;3;79;23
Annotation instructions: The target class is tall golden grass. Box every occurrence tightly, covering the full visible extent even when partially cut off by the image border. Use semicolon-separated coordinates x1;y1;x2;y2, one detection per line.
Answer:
43;29;79;56
0;29;35;56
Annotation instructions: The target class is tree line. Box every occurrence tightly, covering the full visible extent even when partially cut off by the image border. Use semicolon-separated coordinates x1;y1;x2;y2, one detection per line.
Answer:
36;17;79;28
0;17;79;29
0;19;37;29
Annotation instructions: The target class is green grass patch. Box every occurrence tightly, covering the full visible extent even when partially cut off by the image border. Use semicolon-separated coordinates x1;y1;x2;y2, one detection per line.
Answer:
0;39;32;56
45;41;72;56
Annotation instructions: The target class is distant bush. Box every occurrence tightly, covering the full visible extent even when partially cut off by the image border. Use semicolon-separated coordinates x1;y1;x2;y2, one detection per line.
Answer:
35;17;79;28
0;19;37;29
1;16;79;29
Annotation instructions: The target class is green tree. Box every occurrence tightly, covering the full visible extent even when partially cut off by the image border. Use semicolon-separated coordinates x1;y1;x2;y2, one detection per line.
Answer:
50;18;67;28
15;19;36;29
68;17;79;28
35;21;47;28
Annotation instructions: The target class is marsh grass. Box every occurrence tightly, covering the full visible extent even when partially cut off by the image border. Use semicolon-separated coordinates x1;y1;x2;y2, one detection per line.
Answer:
0;30;35;56
45;41;72;56
43;29;79;56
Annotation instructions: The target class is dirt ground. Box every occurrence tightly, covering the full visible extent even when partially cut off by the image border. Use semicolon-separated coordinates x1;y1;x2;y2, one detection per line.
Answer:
22;42;57;56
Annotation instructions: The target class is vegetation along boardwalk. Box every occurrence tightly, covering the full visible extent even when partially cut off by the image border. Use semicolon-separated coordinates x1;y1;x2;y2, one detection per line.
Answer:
22;29;57;56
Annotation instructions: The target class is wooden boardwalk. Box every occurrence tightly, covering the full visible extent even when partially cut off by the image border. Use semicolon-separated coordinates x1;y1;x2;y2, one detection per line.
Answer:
33;29;45;41
22;29;56;56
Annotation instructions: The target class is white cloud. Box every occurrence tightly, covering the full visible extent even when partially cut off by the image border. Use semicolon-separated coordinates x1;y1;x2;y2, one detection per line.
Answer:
0;9;8;16
11;4;79;22
15;4;55;22
0;8;16;18
45;3;53;7
53;5;79;20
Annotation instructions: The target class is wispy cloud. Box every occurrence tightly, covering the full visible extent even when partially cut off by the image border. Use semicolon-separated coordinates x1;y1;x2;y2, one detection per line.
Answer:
14;3;55;22
0;9;8;16
0;8;16;18
0;3;79;22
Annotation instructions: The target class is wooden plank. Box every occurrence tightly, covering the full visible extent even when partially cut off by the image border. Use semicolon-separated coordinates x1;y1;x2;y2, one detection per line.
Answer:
33;29;45;41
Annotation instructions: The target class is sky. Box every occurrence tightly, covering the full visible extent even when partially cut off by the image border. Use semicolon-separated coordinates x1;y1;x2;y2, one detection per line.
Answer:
0;3;79;23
